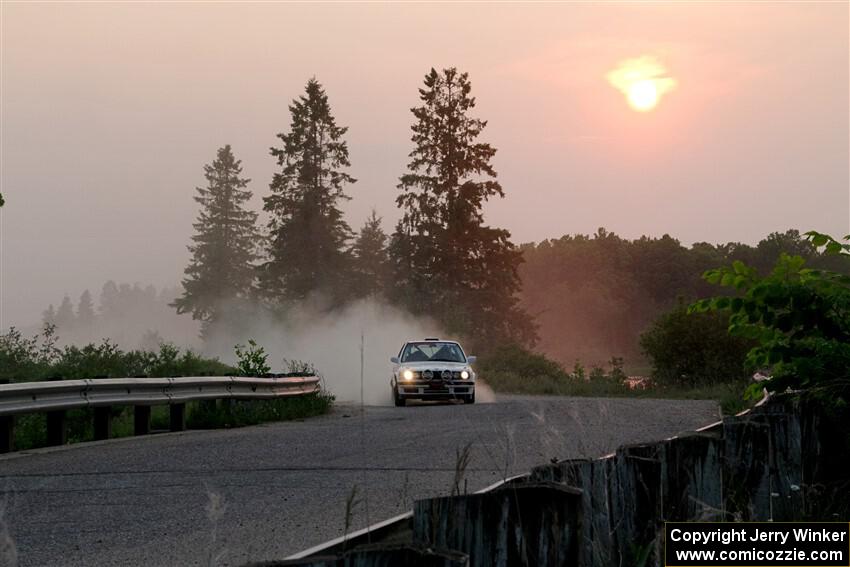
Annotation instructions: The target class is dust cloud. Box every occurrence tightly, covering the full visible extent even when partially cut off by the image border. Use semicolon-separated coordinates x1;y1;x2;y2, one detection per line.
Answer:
28;284;490;407
205;297;442;406
474;380;497;404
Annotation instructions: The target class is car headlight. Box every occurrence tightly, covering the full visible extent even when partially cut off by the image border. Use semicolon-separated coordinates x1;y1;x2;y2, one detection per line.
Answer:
461;370;470;379
403;369;414;380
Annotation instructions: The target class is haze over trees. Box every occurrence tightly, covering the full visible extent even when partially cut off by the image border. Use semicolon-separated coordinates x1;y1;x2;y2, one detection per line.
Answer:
171;145;259;338
260;78;356;307
37;282;198;349
519;228;850;367
389;68;536;349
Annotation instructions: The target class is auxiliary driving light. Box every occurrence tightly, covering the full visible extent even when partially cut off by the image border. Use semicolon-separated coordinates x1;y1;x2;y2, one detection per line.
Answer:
403;369;414;380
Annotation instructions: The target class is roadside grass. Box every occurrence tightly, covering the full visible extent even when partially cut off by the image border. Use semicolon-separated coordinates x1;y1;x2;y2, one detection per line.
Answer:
187;391;335;429
482;370;750;416
11;392;334;451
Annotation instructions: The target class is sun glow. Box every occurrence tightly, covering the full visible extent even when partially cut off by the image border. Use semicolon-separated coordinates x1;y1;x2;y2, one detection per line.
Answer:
607;56;676;112
627;80;659;112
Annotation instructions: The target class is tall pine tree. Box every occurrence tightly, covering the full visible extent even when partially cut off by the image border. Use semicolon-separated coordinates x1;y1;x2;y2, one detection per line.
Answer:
351;210;389;299
55;295;76;332
261;79;356;305
172;145;258;335
76;289;96;342
390;68;536;349
77;290;95;326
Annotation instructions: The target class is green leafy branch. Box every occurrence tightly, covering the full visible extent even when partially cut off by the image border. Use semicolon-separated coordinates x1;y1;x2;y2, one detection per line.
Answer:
690;232;850;400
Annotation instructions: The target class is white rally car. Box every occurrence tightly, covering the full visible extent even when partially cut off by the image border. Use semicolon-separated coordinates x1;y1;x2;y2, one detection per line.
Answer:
390;338;476;406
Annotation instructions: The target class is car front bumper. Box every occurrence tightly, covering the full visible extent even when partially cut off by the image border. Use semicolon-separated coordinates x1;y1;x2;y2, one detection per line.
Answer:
395;380;474;398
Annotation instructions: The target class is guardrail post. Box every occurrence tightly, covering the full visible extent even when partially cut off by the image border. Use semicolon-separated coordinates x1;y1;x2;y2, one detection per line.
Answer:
46;410;67;446
94;406;112;440
170;403;186;432
0;416;14;453
134;405;151;436
413;481;581;566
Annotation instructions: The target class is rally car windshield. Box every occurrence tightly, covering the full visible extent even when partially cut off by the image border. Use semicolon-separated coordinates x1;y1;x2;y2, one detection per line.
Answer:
400;342;466;363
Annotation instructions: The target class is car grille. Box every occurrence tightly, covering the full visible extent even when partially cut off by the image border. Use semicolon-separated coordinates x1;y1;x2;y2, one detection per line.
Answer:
412;369;464;380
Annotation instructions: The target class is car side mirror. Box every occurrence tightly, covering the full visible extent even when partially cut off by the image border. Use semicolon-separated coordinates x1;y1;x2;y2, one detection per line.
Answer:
390;356;399;364
467;356;477;364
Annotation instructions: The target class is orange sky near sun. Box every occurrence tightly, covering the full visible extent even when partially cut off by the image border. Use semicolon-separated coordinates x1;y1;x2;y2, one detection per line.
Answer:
1;2;847;327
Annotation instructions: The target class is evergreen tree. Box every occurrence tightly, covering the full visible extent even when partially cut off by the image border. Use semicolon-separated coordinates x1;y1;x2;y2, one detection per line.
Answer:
390;68;536;349
100;280;119;317
172;145;258;335
77;290;95;326
351;210;389;299
261;79;356;305
55;295;76;331
76;289;96;341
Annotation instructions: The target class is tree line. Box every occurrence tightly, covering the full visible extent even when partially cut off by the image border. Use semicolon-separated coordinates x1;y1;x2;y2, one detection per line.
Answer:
40;282;195;349
519;228;850;368
173;70;533;351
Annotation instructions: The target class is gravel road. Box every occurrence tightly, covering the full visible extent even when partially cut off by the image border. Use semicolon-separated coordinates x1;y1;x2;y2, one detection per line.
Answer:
0;394;719;566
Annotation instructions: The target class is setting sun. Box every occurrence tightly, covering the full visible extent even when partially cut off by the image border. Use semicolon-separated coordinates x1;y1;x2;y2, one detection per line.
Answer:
607;56;677;112
627;80;659;111
627;80;658;112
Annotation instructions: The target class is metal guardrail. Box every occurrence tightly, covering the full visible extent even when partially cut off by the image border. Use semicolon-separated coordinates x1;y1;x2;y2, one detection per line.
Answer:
0;375;320;453
0;375;320;417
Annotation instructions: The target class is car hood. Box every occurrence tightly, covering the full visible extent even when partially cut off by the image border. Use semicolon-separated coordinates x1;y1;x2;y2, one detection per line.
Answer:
397;361;471;371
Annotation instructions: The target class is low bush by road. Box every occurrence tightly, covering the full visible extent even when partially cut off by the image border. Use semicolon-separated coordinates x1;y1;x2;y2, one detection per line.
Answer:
478;343;750;415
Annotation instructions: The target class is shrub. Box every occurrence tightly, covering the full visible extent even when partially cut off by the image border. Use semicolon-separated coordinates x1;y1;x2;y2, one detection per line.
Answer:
477;343;569;381
640;301;753;388
477;344;633;396
0;327;236;382
234;339;271;377
0;325;60;383
282;358;317;376
691;231;850;399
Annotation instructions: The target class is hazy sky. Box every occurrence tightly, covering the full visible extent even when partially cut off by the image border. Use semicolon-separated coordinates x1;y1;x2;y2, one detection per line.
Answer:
1;2;848;328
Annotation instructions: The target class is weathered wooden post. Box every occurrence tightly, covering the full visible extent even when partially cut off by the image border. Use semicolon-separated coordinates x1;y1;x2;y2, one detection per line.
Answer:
0;415;14;453
93;406;112;441
413;481;581;567
535;457;618;566
134;405;151;435
170;403;186;432
660;433;724;521
722;415;772;519
46;410;67;446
